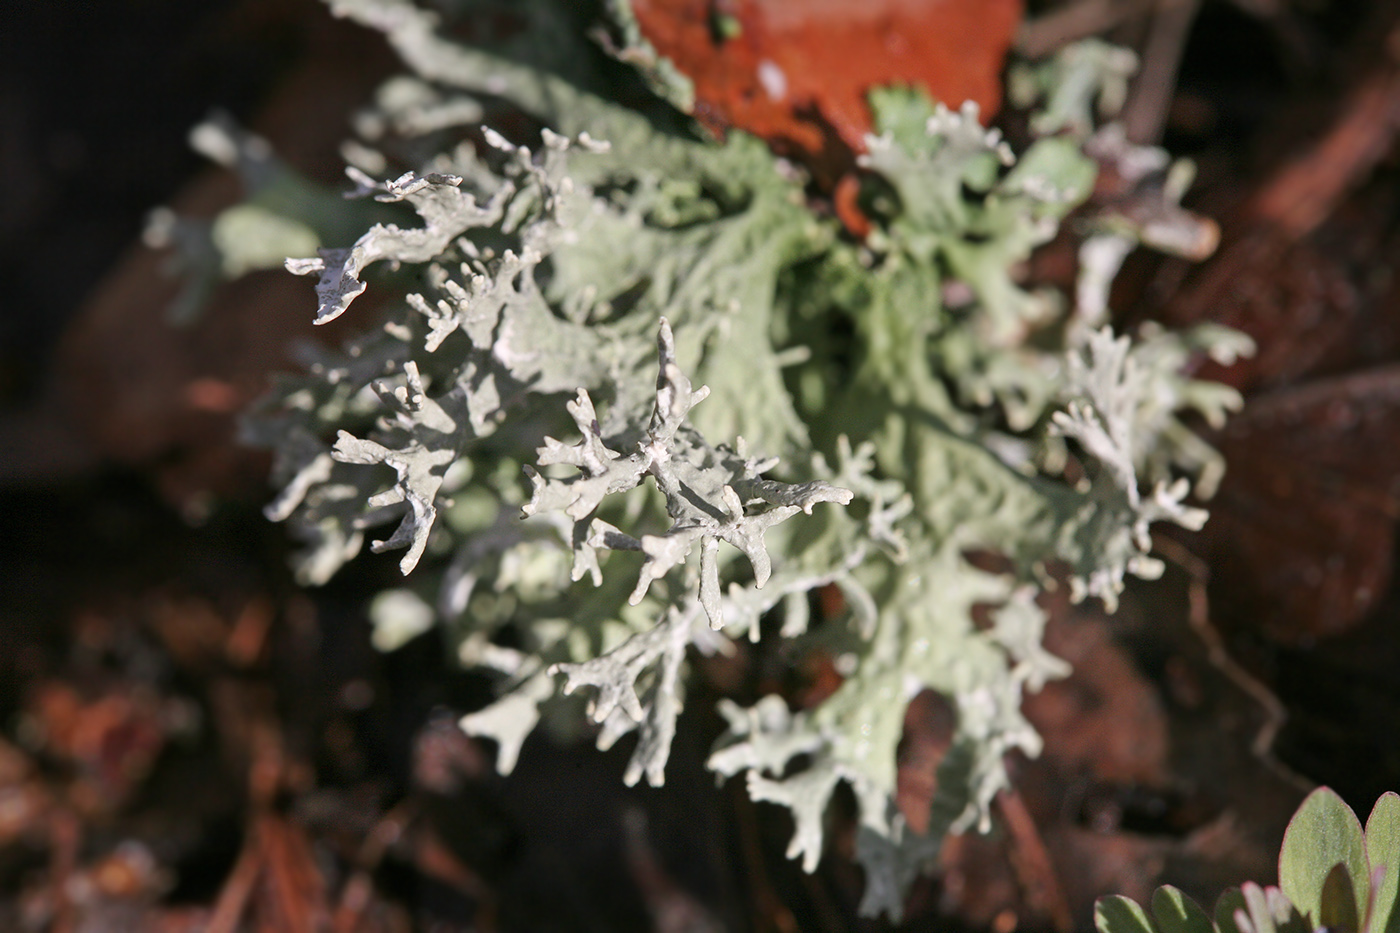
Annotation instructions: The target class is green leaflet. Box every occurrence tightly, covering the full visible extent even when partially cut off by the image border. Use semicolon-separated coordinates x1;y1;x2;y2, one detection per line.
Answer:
1281;787;1369;928
1097;789;1400;933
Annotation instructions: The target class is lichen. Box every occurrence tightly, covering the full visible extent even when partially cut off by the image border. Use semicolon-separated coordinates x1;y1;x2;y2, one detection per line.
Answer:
224;0;1253;917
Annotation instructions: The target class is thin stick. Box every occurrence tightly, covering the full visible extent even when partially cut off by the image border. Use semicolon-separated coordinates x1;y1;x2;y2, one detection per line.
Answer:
47;807;80;933
204;834;263;933
1247;59;1400;239
1153;535;1310;790
1123;0;1202;144
730;781;800;933
1019;0;1153;60
332;802;413;933
998;787;1073;933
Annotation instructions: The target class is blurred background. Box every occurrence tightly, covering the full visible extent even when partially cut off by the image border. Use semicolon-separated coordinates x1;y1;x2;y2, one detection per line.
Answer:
2;0;1399;929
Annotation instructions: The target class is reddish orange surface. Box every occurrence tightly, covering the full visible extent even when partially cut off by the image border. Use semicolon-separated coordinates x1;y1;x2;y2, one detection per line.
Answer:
632;0;1023;184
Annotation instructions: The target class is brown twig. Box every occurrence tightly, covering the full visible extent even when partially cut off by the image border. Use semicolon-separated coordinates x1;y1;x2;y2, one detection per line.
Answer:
1018;0;1155;60
332;802;414;933
204;833;263;933
1122;0;1202;144
47;807;80;933
729;781;800;933
1246;35;1400;239
1152;535;1310;790
997;787;1073;933
259;812;328;933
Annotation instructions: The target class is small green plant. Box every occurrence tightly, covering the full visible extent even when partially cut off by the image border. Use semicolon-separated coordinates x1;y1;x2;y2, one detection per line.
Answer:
1096;788;1400;933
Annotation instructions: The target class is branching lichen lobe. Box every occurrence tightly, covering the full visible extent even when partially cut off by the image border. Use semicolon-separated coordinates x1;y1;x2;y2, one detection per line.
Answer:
239;0;1252;917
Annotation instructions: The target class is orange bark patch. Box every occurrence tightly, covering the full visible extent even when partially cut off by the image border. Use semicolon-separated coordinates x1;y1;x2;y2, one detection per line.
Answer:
632;0;1023;184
